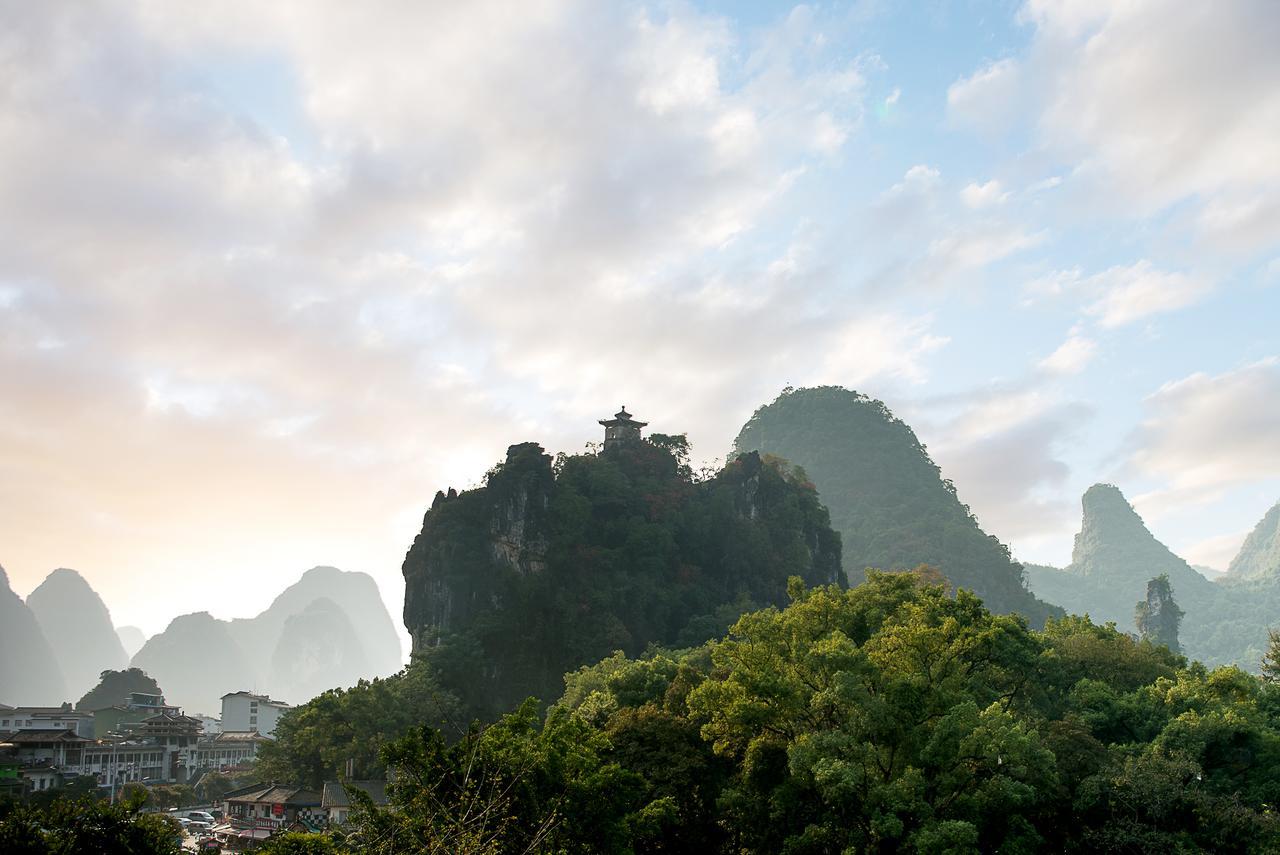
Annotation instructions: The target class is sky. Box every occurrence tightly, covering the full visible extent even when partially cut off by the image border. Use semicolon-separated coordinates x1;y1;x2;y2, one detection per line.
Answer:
2;0;1278;659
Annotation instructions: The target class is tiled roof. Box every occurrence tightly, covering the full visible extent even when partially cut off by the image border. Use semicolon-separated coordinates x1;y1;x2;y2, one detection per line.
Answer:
321;780;388;809
226;784;321;806
5;729;91;744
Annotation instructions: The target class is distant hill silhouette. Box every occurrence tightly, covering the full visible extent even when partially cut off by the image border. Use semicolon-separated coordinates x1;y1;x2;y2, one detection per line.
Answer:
1227;501;1280;581
0;564;68;705
130;566;402;712
26;568;129;701
115;626;148;659
732;386;1061;626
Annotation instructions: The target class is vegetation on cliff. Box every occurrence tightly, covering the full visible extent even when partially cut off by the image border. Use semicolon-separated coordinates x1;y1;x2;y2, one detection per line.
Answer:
732;386;1061;626
401;436;844;721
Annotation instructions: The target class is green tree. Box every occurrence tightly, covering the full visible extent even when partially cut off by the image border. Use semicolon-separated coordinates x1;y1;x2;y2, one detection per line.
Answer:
76;667;163;711
0;792;181;854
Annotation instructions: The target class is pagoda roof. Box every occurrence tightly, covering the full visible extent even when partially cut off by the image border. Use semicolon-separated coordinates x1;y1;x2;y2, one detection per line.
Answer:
598;406;647;428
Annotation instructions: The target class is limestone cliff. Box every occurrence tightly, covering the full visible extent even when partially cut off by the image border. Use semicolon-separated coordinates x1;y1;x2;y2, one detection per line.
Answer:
401;439;843;720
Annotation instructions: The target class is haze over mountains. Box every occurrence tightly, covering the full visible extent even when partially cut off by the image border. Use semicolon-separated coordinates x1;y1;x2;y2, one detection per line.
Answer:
132;566;402;712
26;568;130;699
0;564;403;712
5;386;1278;712
0;564;67;705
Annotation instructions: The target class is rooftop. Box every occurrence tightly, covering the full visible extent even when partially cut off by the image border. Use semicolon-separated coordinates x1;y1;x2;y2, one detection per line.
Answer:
221;691;291;707
225;783;322;806
321;780;388;809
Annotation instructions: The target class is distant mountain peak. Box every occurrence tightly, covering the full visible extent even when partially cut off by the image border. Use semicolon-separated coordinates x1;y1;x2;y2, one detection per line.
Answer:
27;567;128;702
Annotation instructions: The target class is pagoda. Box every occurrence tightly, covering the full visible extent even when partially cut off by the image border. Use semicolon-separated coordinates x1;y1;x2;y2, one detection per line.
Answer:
598;406;647;450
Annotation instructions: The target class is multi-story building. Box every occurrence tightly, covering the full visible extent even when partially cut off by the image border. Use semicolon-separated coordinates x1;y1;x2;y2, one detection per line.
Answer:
220;692;291;738
0;706;95;738
192;730;271;772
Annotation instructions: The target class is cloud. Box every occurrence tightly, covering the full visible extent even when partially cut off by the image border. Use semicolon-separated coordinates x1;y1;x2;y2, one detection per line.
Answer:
1083;261;1211;328
1026;261;1212;328
1127;358;1280;509
819;313;950;388
1038;330;1097;375
960;180;1009;209
918;385;1090;541
947;58;1021;133
0;0;874;639
955;0;1280;250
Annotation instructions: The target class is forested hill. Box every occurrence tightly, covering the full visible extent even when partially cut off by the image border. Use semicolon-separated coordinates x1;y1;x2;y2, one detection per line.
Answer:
732;386;1061;626
401;435;843;721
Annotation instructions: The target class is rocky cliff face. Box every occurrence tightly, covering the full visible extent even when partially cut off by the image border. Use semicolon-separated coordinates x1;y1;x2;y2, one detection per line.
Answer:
0;564;67;705
1026;484;1211;632
401;438;844;720
1227;502;1280;581
732;386;1060;626
26;568;129;700
1135;575;1184;654
1020;483;1280;669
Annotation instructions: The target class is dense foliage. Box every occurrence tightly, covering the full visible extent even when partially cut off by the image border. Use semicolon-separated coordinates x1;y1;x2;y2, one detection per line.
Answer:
403;437;843;721
255;661;462;790
75;667;163;711
298;572;1280;853
733;386;1060;626
0;791;181;854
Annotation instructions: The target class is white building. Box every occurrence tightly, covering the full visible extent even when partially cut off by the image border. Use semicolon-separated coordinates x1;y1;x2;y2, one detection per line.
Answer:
220;692;291;738
0;706;95;738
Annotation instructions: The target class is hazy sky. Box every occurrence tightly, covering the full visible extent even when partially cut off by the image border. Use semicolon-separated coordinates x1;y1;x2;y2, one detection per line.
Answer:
2;1;1278;657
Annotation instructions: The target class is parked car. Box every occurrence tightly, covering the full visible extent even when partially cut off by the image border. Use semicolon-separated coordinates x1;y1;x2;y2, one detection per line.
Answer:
186;820;211;833
187;810;216;824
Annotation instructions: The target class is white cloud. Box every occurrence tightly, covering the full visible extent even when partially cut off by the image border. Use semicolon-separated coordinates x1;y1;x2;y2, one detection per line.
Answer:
946;58;1021;132
0;0;874;640
820;313;949;387
1084;261;1211;328
960;179;1008;209
960;0;1280;249
1127;358;1280;509
1038;331;1097;375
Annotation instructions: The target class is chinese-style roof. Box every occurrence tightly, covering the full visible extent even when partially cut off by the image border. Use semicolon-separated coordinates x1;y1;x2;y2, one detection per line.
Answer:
598;405;648;428
322;780;388;809
5;729;90;744
208;730;270;743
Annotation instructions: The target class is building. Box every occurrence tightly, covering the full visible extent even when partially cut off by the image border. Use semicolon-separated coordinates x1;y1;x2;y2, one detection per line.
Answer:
0;705;95;738
321;779;388;825
221;692;291;738
137;711;203;782
214;783;324;846
90;691;183;739
193;731;271;772
81;739;166;787
598;406;647;449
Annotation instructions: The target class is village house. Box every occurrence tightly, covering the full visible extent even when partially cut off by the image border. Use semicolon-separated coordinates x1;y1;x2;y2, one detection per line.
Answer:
321;779;388;825
213;783;324;847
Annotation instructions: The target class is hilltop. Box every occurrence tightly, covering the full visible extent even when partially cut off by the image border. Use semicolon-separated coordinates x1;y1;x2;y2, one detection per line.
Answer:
732;386;1061;626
